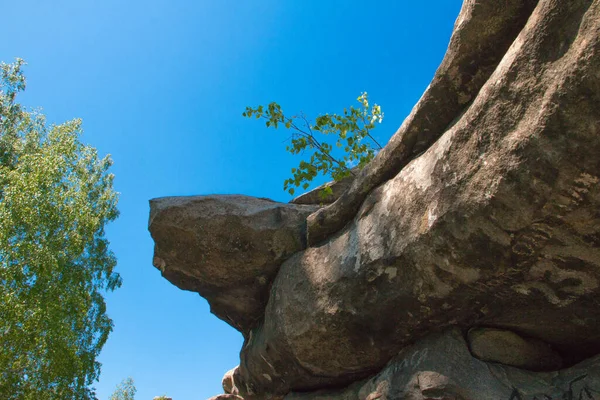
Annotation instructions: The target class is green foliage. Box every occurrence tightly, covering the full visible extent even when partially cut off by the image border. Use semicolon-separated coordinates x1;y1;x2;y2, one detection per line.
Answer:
243;92;383;196
0;59;121;399
109;377;136;400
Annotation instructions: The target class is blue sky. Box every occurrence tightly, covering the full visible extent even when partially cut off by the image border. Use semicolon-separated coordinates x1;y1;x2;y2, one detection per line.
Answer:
1;1;462;398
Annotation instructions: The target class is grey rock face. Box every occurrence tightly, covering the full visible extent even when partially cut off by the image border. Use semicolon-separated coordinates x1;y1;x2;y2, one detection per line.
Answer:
285;329;600;400
234;0;600;396
468;327;562;371
305;0;540;245
148;195;318;334
149;0;600;398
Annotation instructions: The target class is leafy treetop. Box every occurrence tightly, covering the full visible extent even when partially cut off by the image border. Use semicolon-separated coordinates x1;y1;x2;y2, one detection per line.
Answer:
0;59;120;399
243;92;383;196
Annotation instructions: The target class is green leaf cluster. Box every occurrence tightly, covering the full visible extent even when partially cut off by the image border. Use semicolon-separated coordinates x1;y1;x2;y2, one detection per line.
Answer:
243;92;383;196
0;59;120;399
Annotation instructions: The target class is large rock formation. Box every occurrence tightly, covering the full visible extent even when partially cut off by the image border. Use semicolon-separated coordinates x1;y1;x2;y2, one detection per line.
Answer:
149;195;318;333
148;0;600;398
284;329;600;400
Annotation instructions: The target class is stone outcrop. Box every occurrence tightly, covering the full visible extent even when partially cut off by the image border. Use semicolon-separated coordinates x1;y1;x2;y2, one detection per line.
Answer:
208;395;243;400
148;0;600;398
222;367;238;395
468;327;563;371
305;0;540;245
149;195;318;333
285;329;600;400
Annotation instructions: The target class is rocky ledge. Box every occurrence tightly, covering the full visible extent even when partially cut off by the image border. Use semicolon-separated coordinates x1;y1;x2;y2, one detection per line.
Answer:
149;0;600;398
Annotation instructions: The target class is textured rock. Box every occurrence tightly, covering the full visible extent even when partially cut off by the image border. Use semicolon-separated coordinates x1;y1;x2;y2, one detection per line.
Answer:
148;195;318;333
234;0;600;396
207;395;243;400
285;329;600;400
149;0;600;398
468;327;562;371
305;0;540;245
222;367;238;395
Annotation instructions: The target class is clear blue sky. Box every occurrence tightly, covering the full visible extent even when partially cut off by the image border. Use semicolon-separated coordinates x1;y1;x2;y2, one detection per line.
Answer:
1;1;462;398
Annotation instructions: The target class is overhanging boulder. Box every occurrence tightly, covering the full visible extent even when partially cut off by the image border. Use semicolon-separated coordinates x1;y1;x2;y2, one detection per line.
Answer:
149;195;318;334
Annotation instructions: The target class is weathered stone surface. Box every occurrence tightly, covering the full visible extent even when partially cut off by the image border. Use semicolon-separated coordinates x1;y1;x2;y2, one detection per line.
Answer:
234;0;600;396
207;395;244;400
148;195;318;333
305;0;539;245
149;0;600;398
222;366;238;395
285;329;600;400
468;327;562;371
